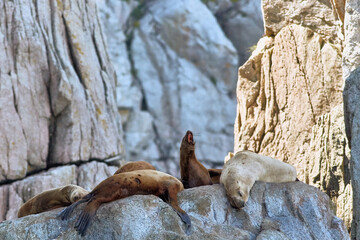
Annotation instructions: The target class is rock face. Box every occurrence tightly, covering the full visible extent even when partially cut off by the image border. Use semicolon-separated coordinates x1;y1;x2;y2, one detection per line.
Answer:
305;105;352;230
97;0;265;176
343;0;360;238
130;0;237;166
233;0;352;231
0;0;124;182
0;183;349;240
0;162;118;222
205;0;264;65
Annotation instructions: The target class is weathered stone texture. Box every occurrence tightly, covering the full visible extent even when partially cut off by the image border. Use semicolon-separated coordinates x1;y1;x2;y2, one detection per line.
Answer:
0;183;349;240
205;0;264;65
129;0;237;170
0;0;124;183
343;0;360;238
235;24;343;177
262;0;344;48
234;0;350;232
0;162;117;222
305;105;351;230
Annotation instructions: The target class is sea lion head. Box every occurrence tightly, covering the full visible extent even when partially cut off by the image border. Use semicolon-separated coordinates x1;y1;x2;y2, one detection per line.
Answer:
222;173;251;209
181;130;195;151
62;185;89;203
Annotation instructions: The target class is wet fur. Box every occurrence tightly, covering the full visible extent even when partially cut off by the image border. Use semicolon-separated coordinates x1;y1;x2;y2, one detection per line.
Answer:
180;130;213;188
114;161;156;175
58;170;191;236
18;185;88;218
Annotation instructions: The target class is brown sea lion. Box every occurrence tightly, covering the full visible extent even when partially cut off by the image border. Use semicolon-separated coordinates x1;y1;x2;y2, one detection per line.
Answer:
58;170;191;236
180;130;213;188
207;168;222;184
114;161;156;175
18;184;89;218
220;150;297;209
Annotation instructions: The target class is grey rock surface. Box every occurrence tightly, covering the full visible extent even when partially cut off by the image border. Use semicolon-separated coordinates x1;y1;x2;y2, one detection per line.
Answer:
130;0;237;169
0;183;349;240
343;0;360;238
205;0;264;65
0;162;117;222
0;0;124;183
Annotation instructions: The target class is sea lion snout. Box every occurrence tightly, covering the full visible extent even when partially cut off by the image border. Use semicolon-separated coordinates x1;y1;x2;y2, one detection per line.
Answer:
184;130;195;145
227;193;245;208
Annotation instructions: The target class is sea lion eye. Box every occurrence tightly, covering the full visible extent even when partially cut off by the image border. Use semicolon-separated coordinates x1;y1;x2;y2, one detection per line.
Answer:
238;191;243;198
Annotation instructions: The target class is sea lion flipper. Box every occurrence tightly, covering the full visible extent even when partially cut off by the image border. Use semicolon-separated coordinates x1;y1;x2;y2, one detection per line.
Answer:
75;210;93;237
58;194;91;220
172;208;191;234
74;202;98;236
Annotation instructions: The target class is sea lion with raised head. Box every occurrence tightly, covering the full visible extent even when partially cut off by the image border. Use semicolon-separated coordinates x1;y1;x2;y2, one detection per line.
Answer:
18;184;89;218
220;150;297;209
114;161;156;175
180;130;213;188
58;170;191;236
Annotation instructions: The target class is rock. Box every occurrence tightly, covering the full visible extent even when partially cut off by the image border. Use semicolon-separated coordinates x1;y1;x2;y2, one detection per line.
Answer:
130;0;237;168
234;24;343;178
305;105;351;230
204;0;264;65
262;0;344;49
0;162;117;222
343;0;360;238
0;0;124;183
344;67;360;238
234;0;349;233
77;161;118;191
0;183;349;239
343;0;360;79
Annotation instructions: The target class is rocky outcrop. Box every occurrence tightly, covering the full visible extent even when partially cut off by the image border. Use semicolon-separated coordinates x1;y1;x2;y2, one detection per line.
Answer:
130;0;237;166
0;0;124;183
234;0;350;230
305;105;351;230
0;162;118;222
98;0;246;174
343;0;360;238
204;0;264;65
96;0;266;177
235;23;343;176
0;183;349;239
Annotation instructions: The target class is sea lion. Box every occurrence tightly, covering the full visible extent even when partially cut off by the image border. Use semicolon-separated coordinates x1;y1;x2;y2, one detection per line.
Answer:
220;150;297;209
180;130;213;188
58;170;191;236
207;168;222;184
114;161;156;175
18;184;89;218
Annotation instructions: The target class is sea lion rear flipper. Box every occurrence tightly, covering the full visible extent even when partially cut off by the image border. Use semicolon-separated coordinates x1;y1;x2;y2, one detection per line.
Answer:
58;194;91;220
74;209;94;236
74;201;98;236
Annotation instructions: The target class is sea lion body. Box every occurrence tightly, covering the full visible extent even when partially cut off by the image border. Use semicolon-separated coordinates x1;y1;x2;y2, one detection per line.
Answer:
208;168;222;184
18;184;89;218
114;161;156;175
180;130;213;188
59;170;191;236
220;150;297;209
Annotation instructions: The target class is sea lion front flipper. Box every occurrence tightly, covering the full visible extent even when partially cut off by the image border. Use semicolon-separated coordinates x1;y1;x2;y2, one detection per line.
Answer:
165;188;192;234
173;208;191;234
